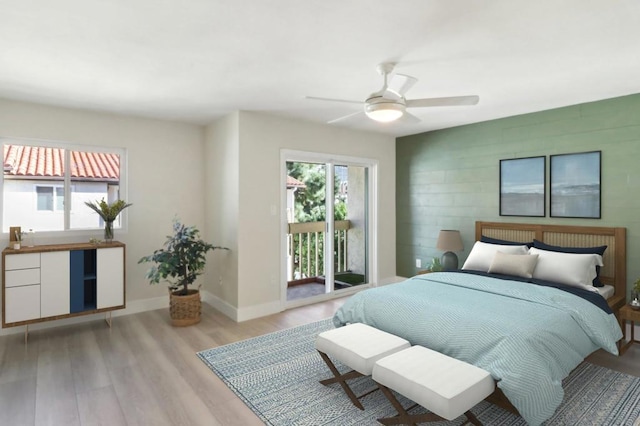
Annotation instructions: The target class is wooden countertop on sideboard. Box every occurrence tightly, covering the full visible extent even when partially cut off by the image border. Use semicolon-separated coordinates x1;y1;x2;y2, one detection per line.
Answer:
3;241;125;255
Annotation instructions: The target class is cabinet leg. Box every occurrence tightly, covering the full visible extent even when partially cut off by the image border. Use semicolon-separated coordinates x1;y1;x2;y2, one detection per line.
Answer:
105;312;112;328
24;325;29;344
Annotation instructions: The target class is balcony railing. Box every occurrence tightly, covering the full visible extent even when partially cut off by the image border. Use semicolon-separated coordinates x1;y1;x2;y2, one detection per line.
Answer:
287;220;350;282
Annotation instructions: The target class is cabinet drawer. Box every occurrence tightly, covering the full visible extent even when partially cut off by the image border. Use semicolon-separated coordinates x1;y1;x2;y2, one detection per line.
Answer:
5;268;40;288
5;253;40;270
5;285;40;323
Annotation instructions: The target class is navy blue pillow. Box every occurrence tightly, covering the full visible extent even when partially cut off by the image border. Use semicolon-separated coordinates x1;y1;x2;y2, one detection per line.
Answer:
532;240;607;287
481;235;534;248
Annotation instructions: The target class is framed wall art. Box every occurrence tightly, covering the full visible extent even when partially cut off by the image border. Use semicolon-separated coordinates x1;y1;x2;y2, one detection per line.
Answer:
499;156;545;217
550;151;601;219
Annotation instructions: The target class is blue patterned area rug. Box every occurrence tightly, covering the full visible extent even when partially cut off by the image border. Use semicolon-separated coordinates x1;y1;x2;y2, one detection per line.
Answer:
197;319;640;425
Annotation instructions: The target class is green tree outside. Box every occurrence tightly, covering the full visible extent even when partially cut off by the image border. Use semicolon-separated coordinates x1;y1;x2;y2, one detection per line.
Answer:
287;162;347;279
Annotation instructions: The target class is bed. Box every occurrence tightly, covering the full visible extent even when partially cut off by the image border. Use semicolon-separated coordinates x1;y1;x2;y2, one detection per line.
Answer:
474;221;626;316
333;221;626;426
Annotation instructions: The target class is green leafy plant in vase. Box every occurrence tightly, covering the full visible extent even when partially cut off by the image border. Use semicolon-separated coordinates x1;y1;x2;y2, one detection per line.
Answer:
631;278;640;310
85;198;132;243
427;257;443;272
139;219;228;326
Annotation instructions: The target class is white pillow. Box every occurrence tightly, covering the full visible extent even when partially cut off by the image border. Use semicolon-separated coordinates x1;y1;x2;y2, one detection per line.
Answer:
488;251;539;278
462;241;529;272
529;247;603;291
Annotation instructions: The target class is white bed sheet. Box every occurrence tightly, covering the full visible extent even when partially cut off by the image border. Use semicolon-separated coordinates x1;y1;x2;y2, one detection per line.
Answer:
595;284;615;300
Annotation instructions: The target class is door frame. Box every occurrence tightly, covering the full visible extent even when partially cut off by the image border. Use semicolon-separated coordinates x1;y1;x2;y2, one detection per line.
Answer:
280;149;378;309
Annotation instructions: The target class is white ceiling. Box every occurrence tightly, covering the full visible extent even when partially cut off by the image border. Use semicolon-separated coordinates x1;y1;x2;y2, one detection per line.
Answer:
1;0;639;137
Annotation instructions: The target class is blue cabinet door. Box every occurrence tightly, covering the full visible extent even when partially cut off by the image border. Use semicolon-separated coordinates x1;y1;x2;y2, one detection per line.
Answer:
70;250;84;313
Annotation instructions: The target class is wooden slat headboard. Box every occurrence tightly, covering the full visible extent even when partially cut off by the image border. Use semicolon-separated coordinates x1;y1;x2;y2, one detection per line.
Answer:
475;221;627;313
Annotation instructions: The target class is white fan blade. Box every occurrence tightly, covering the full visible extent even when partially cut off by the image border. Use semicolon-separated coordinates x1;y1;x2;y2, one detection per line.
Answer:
306;96;364;105
387;74;418;97
382;89;400;100
399;111;421;123
406;95;479;108
328;110;364;124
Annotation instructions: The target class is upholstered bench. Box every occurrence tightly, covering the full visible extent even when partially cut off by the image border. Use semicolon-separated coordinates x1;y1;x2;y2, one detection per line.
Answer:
372;345;495;425
315;323;410;410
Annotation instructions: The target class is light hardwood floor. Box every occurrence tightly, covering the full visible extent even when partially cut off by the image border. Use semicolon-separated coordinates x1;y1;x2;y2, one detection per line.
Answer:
0;298;345;426
0;297;638;426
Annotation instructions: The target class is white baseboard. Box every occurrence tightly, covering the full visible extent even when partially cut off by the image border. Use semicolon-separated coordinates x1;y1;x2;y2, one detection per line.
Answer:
200;291;282;322
200;290;238;321
237;300;282;322
0;295;169;337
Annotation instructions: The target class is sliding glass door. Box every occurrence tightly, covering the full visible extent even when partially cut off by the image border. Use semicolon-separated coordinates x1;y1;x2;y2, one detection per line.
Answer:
283;152;374;305
332;164;368;292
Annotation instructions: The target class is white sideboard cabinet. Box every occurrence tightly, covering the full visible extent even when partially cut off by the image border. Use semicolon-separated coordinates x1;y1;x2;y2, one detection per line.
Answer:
2;242;126;331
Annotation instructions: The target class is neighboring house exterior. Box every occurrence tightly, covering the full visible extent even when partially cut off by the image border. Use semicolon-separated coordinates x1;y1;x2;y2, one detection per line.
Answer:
3;144;120;232
286;175;306;280
286;175;306;223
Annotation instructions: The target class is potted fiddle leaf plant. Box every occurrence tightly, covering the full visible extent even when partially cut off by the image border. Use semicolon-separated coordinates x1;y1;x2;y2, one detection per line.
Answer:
138;219;228;326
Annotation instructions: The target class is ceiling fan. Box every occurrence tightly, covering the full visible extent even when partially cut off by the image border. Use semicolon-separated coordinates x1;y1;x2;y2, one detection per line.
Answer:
306;63;479;124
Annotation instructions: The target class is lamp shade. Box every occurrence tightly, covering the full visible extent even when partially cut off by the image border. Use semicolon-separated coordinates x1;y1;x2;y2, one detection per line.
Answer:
436;230;464;252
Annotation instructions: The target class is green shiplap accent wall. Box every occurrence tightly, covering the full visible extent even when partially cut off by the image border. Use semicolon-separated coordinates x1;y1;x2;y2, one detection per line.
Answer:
396;93;640;293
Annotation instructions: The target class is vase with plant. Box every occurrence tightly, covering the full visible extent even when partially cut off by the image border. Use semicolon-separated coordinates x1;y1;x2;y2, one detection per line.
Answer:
631;279;640;310
85;199;132;243
139;219;228;326
427;257;443;272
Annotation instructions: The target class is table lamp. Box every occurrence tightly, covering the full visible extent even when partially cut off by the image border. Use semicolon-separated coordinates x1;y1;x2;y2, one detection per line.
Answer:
436;230;464;271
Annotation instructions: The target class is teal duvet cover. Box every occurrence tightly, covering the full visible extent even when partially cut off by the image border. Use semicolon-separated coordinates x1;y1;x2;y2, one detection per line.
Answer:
333;272;622;426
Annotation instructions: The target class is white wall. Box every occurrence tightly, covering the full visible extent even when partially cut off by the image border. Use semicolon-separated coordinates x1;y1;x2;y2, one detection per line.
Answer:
0;99;397;326
235;111;396;319
0;98;205;305
203;113;239;312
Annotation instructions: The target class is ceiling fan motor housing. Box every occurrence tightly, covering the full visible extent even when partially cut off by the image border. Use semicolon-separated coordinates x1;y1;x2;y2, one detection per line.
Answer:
365;95;406;122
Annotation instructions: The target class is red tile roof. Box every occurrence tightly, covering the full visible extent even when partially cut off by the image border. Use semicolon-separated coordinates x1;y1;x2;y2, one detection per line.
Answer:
3;145;119;181
287;175;306;189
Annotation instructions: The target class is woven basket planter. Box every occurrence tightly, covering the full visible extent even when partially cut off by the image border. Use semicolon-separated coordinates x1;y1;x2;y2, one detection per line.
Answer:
169;289;201;326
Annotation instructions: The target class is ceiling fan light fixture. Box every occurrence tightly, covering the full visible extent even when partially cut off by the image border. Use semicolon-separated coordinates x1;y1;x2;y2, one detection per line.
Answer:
307;62;479;125
365;102;404;122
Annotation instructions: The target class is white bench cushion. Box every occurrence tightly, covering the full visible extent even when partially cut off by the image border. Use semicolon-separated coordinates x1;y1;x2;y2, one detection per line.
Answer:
373;345;495;420
315;323;410;375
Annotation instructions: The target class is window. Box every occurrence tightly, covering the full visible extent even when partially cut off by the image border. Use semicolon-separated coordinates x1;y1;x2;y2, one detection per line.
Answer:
2;141;127;233
36;186;64;211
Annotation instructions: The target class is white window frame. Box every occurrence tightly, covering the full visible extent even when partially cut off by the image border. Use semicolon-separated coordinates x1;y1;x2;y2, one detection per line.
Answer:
1;137;128;237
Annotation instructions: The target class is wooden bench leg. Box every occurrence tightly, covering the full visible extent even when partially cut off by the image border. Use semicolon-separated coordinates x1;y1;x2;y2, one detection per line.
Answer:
463;410;483;426
376;383;484;426
377;382;414;425
317;350;366;410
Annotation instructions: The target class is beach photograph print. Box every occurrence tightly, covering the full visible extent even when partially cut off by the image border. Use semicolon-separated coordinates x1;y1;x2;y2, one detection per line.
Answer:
500;156;545;217
551;151;601;218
